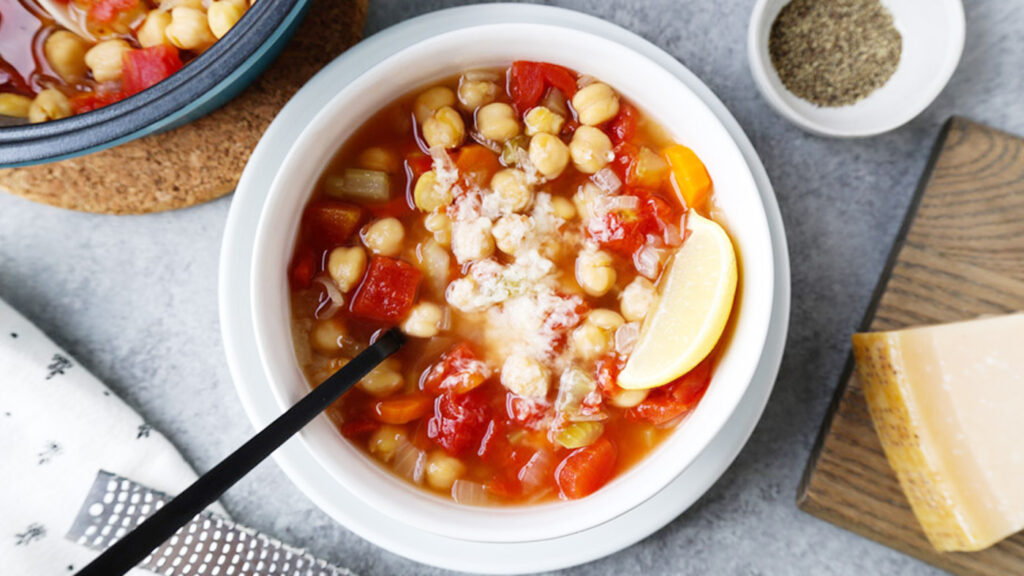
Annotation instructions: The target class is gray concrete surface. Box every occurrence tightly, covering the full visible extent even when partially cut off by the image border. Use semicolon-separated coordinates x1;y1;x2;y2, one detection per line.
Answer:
3;1;1021;574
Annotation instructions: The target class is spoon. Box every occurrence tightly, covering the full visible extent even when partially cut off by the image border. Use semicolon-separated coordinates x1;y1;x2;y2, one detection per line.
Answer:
35;0;95;41
74;328;406;576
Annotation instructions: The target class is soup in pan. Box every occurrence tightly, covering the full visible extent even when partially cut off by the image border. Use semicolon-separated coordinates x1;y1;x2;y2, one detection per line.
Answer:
0;0;251;122
288;61;738;505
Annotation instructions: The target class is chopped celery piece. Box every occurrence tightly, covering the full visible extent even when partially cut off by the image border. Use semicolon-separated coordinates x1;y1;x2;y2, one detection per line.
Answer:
500;134;530;166
325;168;391;202
555;422;604;449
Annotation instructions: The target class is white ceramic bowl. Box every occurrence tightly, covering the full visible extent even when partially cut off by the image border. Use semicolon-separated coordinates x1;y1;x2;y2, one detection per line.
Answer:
748;0;965;137
250;22;775;544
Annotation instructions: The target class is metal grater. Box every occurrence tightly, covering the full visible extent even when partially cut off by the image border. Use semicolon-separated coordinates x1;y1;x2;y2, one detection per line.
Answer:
68;471;357;576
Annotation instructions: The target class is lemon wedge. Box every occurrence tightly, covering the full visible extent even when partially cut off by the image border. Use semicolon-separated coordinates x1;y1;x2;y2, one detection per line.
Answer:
617;212;737;390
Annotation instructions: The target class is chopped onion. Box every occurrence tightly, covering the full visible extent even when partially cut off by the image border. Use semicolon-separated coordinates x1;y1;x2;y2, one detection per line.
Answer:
592;167;622;195
517;450;555;492
542;88;569;117
577;74;598;89
393;440;426;485
312;275;344;319
664;222;682;247
469;131;503;154
326;168;391;202
602;195;639;213
633;245;664;279
451;480;492;506
615;322;641;355
463;69;500;82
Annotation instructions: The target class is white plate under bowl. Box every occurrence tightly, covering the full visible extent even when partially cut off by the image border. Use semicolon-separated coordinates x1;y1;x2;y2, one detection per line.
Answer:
219;4;790;573
748;0;965;137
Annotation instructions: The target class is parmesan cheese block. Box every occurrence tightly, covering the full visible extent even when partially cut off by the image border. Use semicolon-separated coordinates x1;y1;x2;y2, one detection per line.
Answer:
852;313;1024;552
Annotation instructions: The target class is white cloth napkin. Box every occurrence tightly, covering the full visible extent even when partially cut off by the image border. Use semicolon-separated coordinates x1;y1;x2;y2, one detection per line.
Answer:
0;298;223;575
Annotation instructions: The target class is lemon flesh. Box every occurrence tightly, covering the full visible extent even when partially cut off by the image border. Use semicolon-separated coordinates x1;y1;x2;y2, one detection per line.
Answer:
617;212;738;390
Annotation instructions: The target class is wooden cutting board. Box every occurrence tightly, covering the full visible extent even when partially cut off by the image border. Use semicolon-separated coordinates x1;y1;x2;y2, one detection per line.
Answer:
0;0;367;214
797;117;1024;575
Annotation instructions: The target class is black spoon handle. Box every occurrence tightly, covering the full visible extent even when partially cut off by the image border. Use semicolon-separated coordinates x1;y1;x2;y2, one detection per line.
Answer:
75;328;405;576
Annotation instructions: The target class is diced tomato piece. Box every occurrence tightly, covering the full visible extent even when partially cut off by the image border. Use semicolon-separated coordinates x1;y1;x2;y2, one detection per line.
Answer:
339;419;379;439
70;90;126;114
304;200;364;248
540;63;577;98
611;142;638;181
373;394;433;425
505;394;549;427
421;343;491;395
636;192;677;237
555;436;618;499
427;388;491;456
627;355;714;425
485;476;522;500
350;256;422;323
405;154;433;178
88;0;137;22
608;102;638;145
595;354;622;396
122;45;183;96
508;61;545;113
289;245;317;289
366;195;412;219
588;210;645;257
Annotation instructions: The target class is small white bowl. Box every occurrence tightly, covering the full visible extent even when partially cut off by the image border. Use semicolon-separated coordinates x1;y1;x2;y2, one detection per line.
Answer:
250;21;775;544
748;0;965;137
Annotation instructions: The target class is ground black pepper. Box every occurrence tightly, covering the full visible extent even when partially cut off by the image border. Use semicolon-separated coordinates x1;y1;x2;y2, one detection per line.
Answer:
768;0;902;107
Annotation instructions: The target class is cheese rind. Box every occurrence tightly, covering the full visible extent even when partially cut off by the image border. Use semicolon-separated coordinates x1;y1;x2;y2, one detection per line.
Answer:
852;313;1024;552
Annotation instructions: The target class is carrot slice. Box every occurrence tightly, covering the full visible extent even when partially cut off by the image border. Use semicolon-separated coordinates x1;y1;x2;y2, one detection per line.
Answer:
373;394;433;425
664;144;712;210
555;436;618;499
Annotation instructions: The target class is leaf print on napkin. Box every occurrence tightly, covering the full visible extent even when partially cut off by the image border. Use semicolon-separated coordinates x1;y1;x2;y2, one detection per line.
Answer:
136;424;152;439
45;353;73;380
15;523;46;546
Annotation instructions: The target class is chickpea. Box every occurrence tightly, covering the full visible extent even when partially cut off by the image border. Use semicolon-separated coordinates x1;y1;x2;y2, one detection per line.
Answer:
361;218;405;257
327;246;367;292
137;10;172;47
84;40;131;83
207;0;247;39
570;126;614;174
528;133;570;179
422;106;466;149
457;77;499;111
401;302;444;338
423;212;452;246
475;102;520;142
358;146;400;173
571;322;612;360
576;248;616;296
415;239;451;291
0;94;32;119
28;89;71;123
620;277;656;322
451;217;494;263
500;354;549;398
610;388;649;408
572;182;603;221
571;82;620;126
413;170;452;212
489;169;533;213
413;86;456;124
587;309;625;331
165;6;216;51
550;196;577;220
359;358;404;397
310;317;347;355
491;214;531;256
426;450;466;491
524;106;565;136
368;425;407;463
44;31;90;82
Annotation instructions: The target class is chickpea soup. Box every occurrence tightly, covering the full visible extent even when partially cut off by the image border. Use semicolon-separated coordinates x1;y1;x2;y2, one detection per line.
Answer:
288;61;737;505
0;0;251;123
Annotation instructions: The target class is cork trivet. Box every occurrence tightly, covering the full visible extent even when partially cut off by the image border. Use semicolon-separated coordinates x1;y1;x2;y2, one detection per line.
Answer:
0;0;368;215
